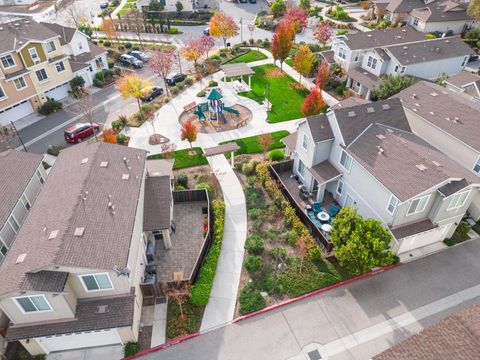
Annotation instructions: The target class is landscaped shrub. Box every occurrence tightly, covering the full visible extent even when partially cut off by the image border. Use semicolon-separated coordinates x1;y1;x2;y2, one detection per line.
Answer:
111;120;123;131
197;90;206;97
170;86;180;95
107;59;114;68
242;159;259;175
116;133;127;144
185;77;194;85
176;174;188;188
47;145;65;156
125;42;133;48
336;29;348;35
268;149;284;161
190;200;225;306
335;85;345;96
176;81;185;90
244;255;263;273
169;27;179;34
103;40;111;47
132;45;140;51
124;342;140;357
245;235;265;255
239;284;266;315
38;97;63;115
255;163;269;185
267;247;287;260
456;221;470;239
208;80;218;87
247;175;257;188
443;238;455;247
175;184;185;190
141;103;153;116
195;182;212;195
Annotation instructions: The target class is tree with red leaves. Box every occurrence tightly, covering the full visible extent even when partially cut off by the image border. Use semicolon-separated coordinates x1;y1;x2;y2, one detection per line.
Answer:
271;20;294;71
285;7;307;34
314;21;333;46
148;51;176;96
180;120;197;148
199;35;215;58
301;87;326;116
315;62;330;89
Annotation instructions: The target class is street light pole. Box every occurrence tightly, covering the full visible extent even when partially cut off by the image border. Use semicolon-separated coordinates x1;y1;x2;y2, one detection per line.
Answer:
240;17;243;43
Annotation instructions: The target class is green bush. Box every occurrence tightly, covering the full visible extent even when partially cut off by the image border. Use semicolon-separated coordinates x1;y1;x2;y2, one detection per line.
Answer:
107;59;114;68
195;182;212;195
242;159;259;175
456;221;470;238
185;77;194;85
208;80;218;87
245;235;265;255
47;145;65;156
124;342;140;357
99;38;104;44
169;27;179;34
141;103;153;116
190;200;225;306
335;85;345;96
176;174;188;187
239;284;266;315
244;255;263;273
103;40;111;47
336;29;348;35
176;81;185;90
132;45;140;51
267;247;287;260
116;133;127;144
38;97;63;115
175;184;186;190
246;175;257;188
125;42;133;48
443;238;455;247
268;149;284;161
111;120;123;131
197;90;206;97
170;86;180;95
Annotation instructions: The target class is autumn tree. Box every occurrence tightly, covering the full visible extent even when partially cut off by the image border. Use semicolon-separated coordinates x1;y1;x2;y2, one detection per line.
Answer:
117;73;153;118
468;0;480;21
180;120;197;148
271;0;287;18
102;128;117;144
271;20;294;71
330;207;395;276
258;133;273;158
102;18;118;44
199;35;215;58
299;0;310;10
301;87;325;116
314;21;333;47
315;62;330;89
181;38;203;67
148;51;176;96
209;13;239;48
293;44;314;82
285;7;308;34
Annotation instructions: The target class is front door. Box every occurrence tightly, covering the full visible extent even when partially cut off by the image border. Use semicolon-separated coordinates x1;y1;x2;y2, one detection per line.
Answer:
345;193;355;207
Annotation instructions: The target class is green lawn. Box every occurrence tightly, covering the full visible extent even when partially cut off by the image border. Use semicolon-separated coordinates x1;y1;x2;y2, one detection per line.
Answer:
147;147;208;169
226;50;268;64
220;130;290;159
239;64;309;123
118;0;136;16
285;58;293;67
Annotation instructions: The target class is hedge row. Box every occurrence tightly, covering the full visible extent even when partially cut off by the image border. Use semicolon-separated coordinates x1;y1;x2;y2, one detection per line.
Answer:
190;200;226;306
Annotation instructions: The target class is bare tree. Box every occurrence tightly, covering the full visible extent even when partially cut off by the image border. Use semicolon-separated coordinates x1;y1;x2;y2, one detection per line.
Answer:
160;142;177;158
0;124;21;152
128;9;145;48
67;91;99;141
63;2;88;28
162;281;191;321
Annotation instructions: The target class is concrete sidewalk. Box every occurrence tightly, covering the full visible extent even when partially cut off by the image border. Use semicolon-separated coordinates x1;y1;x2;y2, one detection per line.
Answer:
200;155;247;331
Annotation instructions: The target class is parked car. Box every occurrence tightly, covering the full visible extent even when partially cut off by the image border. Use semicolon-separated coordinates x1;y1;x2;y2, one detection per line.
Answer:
119;54;143;69
203;27;209;35
100;2;109;9
239;0;248;3
248;0;256;3
64;123;100;143
165;72;187;86
130;50;150;62
141;86;164;102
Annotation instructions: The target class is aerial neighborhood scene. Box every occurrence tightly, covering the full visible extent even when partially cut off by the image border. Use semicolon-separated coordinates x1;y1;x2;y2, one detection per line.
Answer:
0;0;480;358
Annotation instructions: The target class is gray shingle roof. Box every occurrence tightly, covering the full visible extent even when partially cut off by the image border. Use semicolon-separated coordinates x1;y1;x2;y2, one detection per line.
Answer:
0;150;42;229
308;160;341;185
394;81;480;152
305;114;334;142
39;22;77;45
446;71;480;90
20;271;68;293
0;142;146;297
0;19;59;54
330;97;371;110
390;219;437;239
281;132;297;151
438;179;469;197
410;0;470;22
340;27;426;51
143;176;171;231
346;67;382;90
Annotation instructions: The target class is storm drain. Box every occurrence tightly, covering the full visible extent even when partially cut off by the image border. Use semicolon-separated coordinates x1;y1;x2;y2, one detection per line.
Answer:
308;349;322;360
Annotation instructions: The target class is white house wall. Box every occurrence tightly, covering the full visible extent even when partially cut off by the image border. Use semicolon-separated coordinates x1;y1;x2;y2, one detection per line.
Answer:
70;31;90;56
404;56;467;80
361;50;384;77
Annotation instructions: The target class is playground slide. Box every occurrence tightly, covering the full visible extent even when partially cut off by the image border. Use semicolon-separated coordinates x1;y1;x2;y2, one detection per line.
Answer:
194;108;206;122
223;106;240;115
219;111;228;124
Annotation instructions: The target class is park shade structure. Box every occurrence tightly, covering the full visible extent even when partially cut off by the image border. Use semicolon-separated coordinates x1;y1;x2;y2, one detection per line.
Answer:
221;62;254;88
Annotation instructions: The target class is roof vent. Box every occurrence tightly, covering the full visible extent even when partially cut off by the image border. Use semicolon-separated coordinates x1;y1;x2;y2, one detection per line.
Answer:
74;227;85;237
414;103;420;107
0;27;3;31
432;160;442;167
403;46;408;49
445;117;451;121
376;134;386;140
416;164;428;171
411;93;417;99
122;174;130;180
366;107;375;113
386;128;393;133
16;253;27;264
367;34;372;37
382;104;391;110
348;111;356;117
377;146;385;155
430;92;438;97
81;157;88;164
96;305;109;314
429;111;434;115
48;230;59;240
100;161;108;168
413;108;418;112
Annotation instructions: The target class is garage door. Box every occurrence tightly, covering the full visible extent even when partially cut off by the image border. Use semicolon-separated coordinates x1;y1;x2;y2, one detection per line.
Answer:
37;329;122;354
0;100;34;126
397;224;452;254
45;82;70;100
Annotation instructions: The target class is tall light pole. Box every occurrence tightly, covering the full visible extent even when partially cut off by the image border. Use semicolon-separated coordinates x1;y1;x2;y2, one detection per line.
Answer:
240;17;243;43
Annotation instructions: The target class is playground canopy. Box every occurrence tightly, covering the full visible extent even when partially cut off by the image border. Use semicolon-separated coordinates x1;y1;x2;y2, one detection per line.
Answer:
206;88;223;101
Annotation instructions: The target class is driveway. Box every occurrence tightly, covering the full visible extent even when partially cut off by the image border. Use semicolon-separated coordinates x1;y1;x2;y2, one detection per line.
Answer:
47;344;123;360
138;239;480;360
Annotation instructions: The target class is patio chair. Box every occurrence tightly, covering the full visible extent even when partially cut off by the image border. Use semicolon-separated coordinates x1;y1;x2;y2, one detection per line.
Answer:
328;204;341;218
312;202;322;214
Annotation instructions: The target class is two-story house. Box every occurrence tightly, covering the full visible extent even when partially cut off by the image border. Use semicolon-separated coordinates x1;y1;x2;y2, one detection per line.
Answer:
331;27;473;100
40;22;108;87
283;98;479;256
445;71;480;104
394;80;480;220
0;19;74;126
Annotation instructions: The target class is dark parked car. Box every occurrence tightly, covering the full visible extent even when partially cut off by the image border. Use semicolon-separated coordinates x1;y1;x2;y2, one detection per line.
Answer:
119;54;143;69
100;2;109;9
165;72;187;86
248;0;256;3
141;86;164;102
130;50;150;62
239;0;248;3
64;123;100;143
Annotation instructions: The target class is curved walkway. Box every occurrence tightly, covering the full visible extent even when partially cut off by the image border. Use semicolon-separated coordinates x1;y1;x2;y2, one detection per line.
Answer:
111;0;128;17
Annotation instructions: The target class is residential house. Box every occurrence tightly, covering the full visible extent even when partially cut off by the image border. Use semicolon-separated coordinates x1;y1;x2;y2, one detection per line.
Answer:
0;18;74;125
373;0;475;34
331;27;474;99
445;71;480;103
40;22;108;87
280;98;479;256
394;80;480;220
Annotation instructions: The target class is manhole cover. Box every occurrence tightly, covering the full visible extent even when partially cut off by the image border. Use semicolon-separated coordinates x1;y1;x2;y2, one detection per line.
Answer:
308;350;321;360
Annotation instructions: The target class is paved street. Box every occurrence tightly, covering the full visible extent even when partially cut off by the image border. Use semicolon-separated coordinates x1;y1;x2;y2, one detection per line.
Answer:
140;239;480;360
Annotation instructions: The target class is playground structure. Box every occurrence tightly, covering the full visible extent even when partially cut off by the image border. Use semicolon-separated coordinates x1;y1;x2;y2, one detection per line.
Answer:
193;88;240;124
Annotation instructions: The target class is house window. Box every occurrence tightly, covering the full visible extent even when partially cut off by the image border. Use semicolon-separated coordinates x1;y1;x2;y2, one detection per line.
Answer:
35;69;48;82
474;156;480;174
21;194;30;210
354;52;359;62
400;66;406;74
387;195;399;215
302;134;308;151
0;54;15;69
28;48;39;61
36;170;44;184
339;150;352;172
412;18;419;26
461;56;468;67
297;159;306;178
447;190;470;211
14;295;52;313
14;77;27;90
394;65;399;72
80;273;113;292
0;238;7;260
45;41;56;53
78;42;83;50
407;195;430;215
0;85;6;100
367;56;377;70
338;47;346;60
55;61;65;73
336;180;344;195
8;216;19;233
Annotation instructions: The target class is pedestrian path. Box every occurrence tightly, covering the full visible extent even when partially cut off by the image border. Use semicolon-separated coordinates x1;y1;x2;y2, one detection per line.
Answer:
200;154;247;331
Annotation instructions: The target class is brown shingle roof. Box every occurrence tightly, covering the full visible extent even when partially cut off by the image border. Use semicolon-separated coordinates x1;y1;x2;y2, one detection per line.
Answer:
446;71;480;90
394;81;480;152
390;219;437;239
20;271;68;293
6;295;135;341
346;67;382;90
39;22;77;45
281;132;297;151
0;19;59;54
308;160;341;185
0;150;42;229
0;142;146;297
305;114;334;142
409;0;470;22
330;97;371;110
340;27;426;51
143;176;171;231
374;303;480;360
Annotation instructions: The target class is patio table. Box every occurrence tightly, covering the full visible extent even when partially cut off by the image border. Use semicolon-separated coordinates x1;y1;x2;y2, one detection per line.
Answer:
321;224;332;233
317;212;330;222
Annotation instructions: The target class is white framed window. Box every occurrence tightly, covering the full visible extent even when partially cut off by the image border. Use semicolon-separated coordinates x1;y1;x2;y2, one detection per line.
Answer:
14;77;27;90
55;61;65;73
28;47;39;61
407;195;430;215
474;156;480;174
0;237;7;260
339;150;352;172
35;68;48;82
354;52;359;62
80;273;113;292
338;47;346;60
8;215;19;233
394;65;399;72
21;194;31;210
447;190;470;211
367;56;377;70
297;159;306;178
78;42;83;50
387;195;399;215
0;54;15;69
336;180;344;195
400;66;406;74
14;294;52;313
36;170;44;184
0;85;6;100
302;134;308;151
412;18;419;26
45;40;56;53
